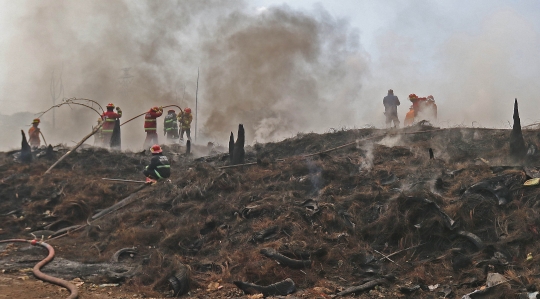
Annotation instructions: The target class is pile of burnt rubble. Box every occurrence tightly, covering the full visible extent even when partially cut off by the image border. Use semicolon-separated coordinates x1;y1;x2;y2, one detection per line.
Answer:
3;103;540;298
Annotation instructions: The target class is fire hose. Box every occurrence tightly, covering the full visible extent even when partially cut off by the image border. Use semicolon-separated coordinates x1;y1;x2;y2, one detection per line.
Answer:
120;105;183;126
0;239;78;299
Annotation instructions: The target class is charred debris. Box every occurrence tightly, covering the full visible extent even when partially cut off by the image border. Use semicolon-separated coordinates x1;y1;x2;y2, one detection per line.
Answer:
3;106;540;298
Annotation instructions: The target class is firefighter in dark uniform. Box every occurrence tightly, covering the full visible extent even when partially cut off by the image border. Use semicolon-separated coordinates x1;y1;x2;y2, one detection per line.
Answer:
163;109;179;141
143;144;171;184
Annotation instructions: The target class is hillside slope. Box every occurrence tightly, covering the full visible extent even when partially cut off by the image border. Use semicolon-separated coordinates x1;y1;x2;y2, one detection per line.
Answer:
2;124;540;298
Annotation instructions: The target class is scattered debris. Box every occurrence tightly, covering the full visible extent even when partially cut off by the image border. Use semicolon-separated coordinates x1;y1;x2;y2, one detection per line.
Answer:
260;248;311;269
233;278;296;296
336;278;386;296
169;263;190;297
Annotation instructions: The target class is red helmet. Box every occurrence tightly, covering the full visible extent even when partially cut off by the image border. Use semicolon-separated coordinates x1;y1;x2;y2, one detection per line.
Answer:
409;94;417;99
150;144;162;153
152;106;160;112
32;118;40;124
168;109;175;113
184;107;191;113
106;103;115;108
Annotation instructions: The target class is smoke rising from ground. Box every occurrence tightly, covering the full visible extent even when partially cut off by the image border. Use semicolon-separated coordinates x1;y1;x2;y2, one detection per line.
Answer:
360;5;540;128
0;1;366;150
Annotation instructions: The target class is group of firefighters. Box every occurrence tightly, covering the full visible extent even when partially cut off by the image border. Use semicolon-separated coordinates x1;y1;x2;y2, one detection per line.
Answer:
26;90;434;183
27;103;192;184
383;89;438;128
93;104;193;148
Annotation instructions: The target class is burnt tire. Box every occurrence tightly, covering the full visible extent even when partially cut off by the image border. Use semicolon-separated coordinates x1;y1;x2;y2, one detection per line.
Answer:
169;263;190;296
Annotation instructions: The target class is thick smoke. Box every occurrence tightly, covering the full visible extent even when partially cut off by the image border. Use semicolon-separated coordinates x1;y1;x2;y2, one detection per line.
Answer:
200;7;366;142
0;1;367;150
2;2;538;151
360;6;540;128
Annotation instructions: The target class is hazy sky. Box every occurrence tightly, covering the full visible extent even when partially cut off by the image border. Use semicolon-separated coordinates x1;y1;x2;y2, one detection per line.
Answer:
0;1;539;150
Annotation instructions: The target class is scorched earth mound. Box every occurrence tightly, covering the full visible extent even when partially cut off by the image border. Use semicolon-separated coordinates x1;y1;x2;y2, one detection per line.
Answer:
3;124;540;298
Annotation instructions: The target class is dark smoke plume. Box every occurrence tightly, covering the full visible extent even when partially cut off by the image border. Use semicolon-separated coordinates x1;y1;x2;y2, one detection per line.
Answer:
2;1;366;150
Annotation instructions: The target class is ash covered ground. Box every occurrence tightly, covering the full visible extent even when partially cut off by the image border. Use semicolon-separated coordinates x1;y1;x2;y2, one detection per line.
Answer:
2;123;540;298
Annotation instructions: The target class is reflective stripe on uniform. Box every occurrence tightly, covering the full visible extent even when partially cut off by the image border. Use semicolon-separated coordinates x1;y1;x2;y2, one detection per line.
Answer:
102;130;114;133
157;165;170;169
145;128;157;131
145;119;156;122
154;169;163;179
105;119;116;122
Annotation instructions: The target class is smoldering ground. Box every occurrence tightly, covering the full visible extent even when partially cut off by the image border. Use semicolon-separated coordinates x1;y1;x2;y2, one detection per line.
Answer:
0;1;367;151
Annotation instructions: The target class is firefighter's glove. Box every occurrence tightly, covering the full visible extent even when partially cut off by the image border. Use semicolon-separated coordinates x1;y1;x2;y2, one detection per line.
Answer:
116;107;121;111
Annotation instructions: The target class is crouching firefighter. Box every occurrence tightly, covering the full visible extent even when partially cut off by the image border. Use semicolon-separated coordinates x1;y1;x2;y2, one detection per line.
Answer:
143;144;170;184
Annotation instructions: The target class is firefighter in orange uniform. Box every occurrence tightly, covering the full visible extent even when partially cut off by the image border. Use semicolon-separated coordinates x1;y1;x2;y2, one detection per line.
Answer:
100;103;122;147
28;118;41;148
144;106;163;149
404;94;437;126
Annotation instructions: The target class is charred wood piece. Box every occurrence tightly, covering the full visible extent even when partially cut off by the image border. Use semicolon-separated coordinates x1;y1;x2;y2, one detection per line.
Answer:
0;255;138;282
229;132;234;164
232;124;245;165
336;278;386;296
250;226;279;243
233;278;296;296
29;230;55;239
240;204;264;219
260;248;311;269
509;98;527;161
455;231;485;251
186;140;191;154
51;225;82;238
429;148;434;159
20;130;32;163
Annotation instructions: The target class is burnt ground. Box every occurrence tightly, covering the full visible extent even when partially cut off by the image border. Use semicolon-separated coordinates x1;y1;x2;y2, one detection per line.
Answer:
3;123;540;298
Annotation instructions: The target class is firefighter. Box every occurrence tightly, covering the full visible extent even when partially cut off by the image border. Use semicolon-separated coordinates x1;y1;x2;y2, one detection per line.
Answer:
28;118;41;148
143;144;170;184
163;109;179;141
144;106;163;149
404;94;418;126
383;89;400;128
101;103;122;147
178;107;193;141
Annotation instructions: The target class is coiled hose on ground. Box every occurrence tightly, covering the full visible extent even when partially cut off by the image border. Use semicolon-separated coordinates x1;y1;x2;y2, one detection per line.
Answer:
0;239;78;299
